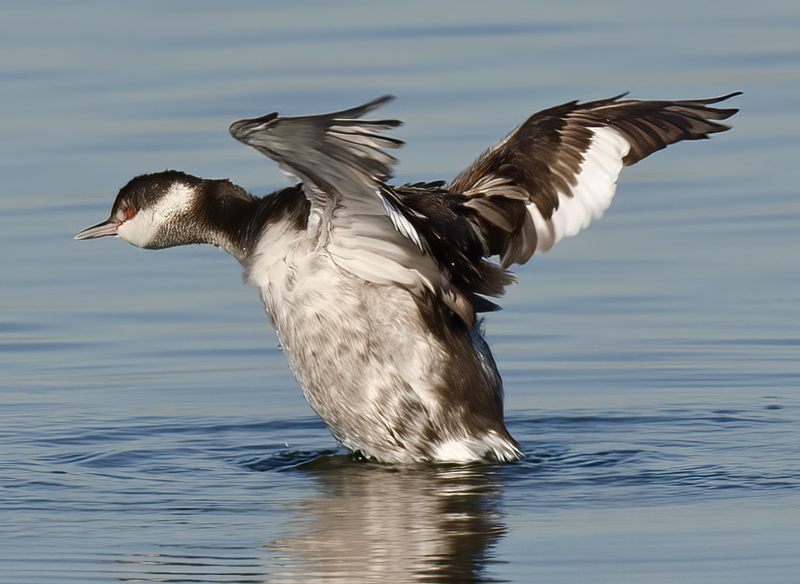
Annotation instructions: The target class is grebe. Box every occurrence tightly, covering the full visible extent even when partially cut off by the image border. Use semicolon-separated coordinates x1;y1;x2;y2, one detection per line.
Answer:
76;93;739;463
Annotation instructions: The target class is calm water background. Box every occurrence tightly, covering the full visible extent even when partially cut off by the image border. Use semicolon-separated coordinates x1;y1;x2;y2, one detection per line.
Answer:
2;1;799;582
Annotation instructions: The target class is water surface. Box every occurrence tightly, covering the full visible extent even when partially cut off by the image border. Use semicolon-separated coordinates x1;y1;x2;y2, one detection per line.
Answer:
1;1;799;582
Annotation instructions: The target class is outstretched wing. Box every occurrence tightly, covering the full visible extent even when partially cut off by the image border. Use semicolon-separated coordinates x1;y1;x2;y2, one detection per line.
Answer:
448;93;741;268
229;96;402;203
229;97;451;310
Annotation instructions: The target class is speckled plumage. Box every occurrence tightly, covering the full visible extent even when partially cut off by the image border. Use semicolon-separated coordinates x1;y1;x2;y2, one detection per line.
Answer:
76;93;739;462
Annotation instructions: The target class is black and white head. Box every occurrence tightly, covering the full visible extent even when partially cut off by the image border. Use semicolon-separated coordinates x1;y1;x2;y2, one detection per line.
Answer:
75;171;206;248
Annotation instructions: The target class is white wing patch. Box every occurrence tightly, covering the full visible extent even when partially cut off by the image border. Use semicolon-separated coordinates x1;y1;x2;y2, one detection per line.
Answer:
529;126;630;254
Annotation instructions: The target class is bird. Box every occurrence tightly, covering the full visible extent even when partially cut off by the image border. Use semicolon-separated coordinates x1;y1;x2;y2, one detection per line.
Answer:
76;92;740;463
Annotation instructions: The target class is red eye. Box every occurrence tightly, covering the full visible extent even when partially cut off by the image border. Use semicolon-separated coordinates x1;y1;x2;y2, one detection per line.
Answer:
115;206;138;224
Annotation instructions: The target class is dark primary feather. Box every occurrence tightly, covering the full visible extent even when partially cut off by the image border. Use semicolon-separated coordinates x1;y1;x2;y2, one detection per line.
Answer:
575;92;742;165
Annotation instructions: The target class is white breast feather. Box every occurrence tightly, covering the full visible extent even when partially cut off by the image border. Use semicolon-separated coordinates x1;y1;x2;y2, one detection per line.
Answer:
245;216;520;462
245;217;445;418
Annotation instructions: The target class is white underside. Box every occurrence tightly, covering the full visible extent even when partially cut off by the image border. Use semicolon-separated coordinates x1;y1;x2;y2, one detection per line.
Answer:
246;218;439;457
244;216;520;463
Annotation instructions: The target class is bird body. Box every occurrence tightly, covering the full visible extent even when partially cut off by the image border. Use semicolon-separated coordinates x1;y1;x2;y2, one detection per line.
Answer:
77;93;739;463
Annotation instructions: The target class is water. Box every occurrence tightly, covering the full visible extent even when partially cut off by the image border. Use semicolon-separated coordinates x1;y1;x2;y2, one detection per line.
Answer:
2;1;799;582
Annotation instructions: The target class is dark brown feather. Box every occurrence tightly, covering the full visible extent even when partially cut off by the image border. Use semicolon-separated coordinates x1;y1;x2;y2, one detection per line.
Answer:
447;92;740;268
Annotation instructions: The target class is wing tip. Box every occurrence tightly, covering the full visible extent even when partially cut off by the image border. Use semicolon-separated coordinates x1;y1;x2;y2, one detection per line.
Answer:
332;95;397;121
229;111;278;141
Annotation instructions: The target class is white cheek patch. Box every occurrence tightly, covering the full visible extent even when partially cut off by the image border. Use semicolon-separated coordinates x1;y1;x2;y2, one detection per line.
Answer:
116;182;196;248
117;211;156;248
529;126;630;254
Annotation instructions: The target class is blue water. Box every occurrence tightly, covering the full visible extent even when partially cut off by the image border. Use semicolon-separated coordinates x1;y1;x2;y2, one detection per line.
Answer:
2;1;799;582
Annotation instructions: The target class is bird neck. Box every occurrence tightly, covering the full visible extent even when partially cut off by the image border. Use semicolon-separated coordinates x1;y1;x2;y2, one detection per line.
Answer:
191;179;259;263
199;181;310;264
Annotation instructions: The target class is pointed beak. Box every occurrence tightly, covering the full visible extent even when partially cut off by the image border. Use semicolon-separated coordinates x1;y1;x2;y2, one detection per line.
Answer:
74;218;119;240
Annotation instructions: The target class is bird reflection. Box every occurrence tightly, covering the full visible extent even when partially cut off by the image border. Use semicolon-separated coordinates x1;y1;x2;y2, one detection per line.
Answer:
265;456;507;583
109;455;509;583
